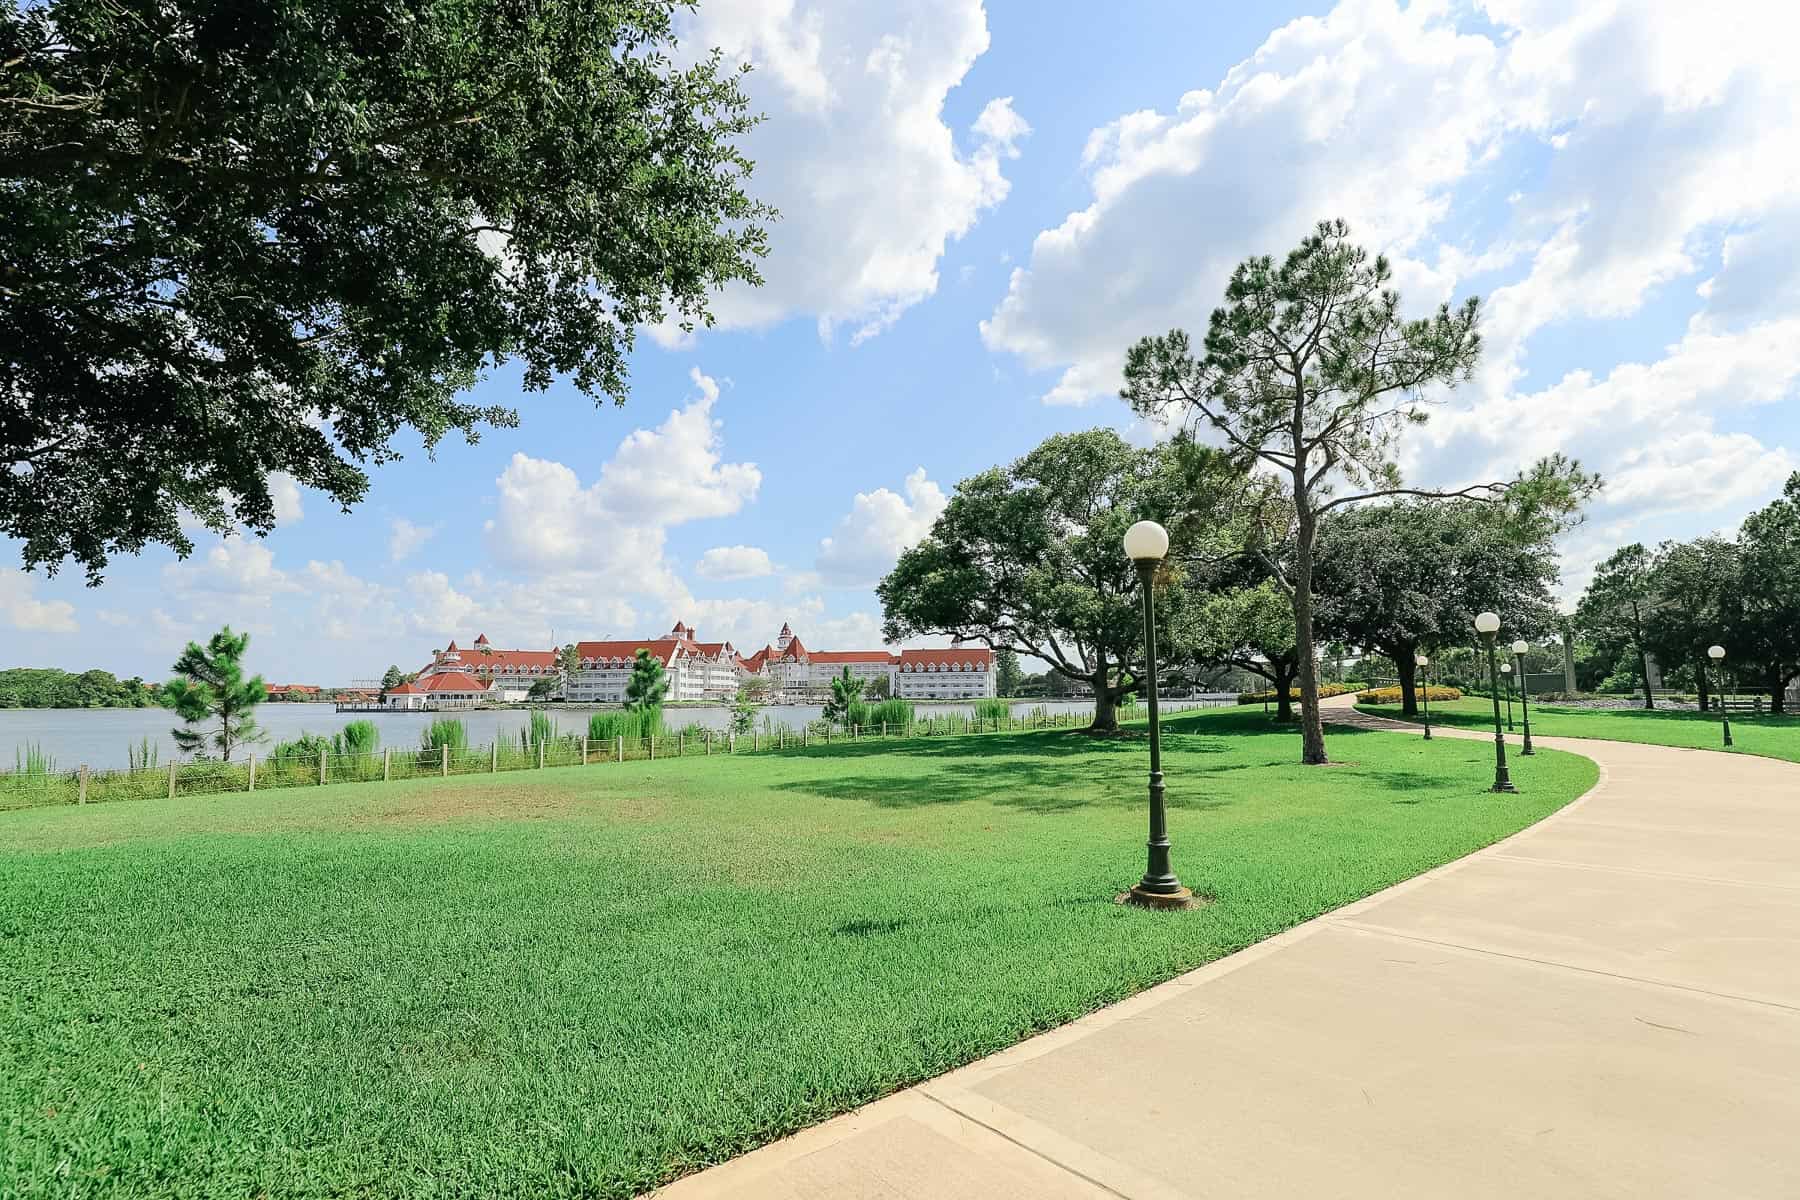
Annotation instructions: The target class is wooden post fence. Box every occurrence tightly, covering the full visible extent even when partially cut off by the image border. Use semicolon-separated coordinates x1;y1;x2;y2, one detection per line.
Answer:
78;765;88;805
537;739;545;769
440;745;449;778
319;749;328;786
615;736;623;762
247;754;256;792
168;761;176;800
492;743;499;773
383;749;392;782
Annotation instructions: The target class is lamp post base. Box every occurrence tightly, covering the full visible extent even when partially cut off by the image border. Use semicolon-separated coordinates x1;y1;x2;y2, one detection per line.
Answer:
1120;884;1201;910
1491;780;1518;794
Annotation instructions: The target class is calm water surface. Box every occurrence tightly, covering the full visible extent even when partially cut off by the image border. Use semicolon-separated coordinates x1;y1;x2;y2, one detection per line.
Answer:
0;698;1233;771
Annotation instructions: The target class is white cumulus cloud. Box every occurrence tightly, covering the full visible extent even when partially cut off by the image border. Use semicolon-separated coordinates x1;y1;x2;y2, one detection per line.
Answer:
815;467;947;587
695;545;775;581
667;0;1028;344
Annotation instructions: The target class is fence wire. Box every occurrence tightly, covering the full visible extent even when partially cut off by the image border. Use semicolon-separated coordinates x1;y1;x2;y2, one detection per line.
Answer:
0;708;1094;811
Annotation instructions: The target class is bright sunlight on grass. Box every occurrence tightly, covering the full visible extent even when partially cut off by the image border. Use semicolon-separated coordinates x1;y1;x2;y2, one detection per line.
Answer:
1359;696;1800;763
0;708;1597;1199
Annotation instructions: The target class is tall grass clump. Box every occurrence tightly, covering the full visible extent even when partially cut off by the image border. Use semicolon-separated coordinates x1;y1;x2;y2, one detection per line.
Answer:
420;718;468;751
866;698;914;728
973;698;1010;723
12;742;54;776
521;709;558;751
587;707;663;742
333;720;379;758
127;737;160;771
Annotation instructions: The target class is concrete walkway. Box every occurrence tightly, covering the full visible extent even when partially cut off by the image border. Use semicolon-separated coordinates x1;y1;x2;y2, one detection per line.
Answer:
652;697;1800;1199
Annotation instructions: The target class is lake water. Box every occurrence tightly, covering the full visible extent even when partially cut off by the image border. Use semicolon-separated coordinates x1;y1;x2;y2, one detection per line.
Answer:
0;698;1235;771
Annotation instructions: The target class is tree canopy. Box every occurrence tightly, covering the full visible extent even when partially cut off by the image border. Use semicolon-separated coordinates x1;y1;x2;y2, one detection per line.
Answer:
1312;499;1561;714
1576;544;1657;708
879;429;1232;732
1;0;770;579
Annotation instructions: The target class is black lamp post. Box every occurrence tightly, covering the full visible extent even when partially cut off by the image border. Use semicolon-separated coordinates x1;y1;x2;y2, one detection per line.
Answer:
1708;644;1733;748
1123;521;1195;909
1415;652;1432;740
1512;639;1535;755
1500;662;1516;730
1475;611;1517;792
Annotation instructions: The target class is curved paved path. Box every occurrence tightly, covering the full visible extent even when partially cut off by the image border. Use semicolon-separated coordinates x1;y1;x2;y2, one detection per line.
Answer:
653;696;1800;1199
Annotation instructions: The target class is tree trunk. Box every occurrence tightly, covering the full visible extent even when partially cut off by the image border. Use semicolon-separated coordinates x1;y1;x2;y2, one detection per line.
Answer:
1695;659;1711;712
1293;506;1327;764
1768;668;1787;715
1632;604;1654;708
1090;664;1118;732
1274;662;1297;722
1394;645;1419;717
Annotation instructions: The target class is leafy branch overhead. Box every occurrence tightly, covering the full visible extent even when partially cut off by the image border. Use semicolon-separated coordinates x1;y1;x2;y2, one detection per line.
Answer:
1;0;773;579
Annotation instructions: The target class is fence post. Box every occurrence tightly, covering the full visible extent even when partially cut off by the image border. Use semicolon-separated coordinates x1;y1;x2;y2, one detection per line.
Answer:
825;726;831;746
168;761;176;800
319;749;327;786
78;764;88;805
729;732;736;754
616;735;623;763
649;735;655;761
383;748;392;782
678;732;683;757
441;744;448;778
581;736;589;766
247;754;255;793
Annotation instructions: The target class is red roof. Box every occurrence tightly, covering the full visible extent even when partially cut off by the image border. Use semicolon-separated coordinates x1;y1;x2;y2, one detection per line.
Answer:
385;681;420;695
811;650;896;664
415;670;491;693
898;648;993;669
576;639;680;667
428;640;558;675
779;635;811;661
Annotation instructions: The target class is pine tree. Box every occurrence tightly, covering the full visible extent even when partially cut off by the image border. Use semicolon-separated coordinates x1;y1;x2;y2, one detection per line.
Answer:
624;649;669;710
822;667;865;726
161;627;268;759
381;665;403;690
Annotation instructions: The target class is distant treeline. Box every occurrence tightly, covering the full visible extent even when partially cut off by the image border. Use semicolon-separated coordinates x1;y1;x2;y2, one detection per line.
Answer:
0;668;156;709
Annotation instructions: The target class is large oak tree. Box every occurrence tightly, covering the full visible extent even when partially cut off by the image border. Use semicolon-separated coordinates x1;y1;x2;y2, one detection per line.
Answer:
2;0;770;579
1312;500;1561;715
878;430;1236;733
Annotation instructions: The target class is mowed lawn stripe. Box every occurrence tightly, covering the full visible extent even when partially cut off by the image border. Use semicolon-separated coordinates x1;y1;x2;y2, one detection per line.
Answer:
0;708;1597;1199
1359;696;1800;763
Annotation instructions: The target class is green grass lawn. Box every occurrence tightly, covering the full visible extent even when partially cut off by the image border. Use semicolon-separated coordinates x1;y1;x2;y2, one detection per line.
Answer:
1359;696;1800;762
0;708;1596;1199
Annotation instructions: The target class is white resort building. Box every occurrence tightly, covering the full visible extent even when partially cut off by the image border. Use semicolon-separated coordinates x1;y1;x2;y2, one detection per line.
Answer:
400;621;995;706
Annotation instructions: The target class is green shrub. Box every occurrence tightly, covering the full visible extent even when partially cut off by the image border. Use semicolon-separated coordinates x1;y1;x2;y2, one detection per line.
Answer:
272;732;331;761
1236;681;1366;704
1356;685;1463;705
333;720;379;758
420;719;467;751
973;698;1009;722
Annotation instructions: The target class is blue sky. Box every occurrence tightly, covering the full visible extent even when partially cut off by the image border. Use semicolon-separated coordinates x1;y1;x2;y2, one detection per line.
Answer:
9;0;1800;684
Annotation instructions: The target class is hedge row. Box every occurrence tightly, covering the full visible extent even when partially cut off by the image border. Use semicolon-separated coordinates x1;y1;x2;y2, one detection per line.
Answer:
1356;685;1463;704
1236;682;1366;704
